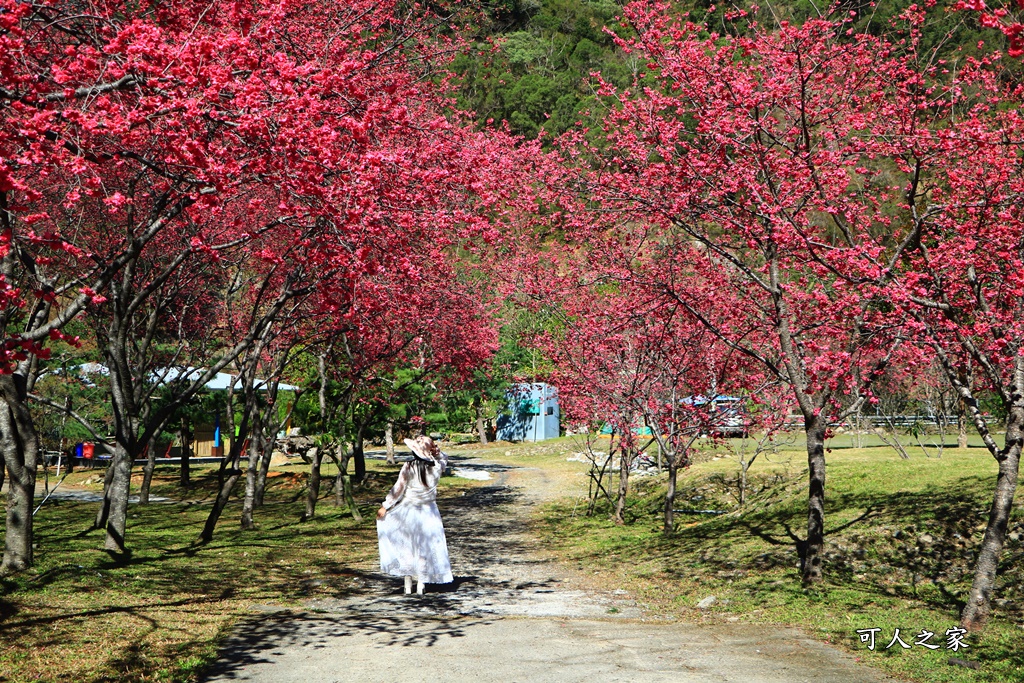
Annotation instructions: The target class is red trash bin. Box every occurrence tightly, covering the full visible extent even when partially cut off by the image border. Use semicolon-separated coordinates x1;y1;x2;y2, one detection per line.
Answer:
83;442;95;459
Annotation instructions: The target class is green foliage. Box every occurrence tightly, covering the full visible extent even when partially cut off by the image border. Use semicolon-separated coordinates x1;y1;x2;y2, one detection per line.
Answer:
677;0;1007;66
30;326;111;452
452;0;629;140
454;0;1019;144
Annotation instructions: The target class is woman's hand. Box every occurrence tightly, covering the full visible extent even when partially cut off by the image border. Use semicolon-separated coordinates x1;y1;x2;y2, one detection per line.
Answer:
376;506;387;520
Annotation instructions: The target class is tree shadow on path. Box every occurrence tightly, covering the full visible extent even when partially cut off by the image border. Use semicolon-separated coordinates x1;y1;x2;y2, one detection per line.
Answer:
201;478;574;681
201;606;495;681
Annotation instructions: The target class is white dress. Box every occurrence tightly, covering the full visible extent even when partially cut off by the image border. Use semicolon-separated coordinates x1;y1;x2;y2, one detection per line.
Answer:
376;451;453;584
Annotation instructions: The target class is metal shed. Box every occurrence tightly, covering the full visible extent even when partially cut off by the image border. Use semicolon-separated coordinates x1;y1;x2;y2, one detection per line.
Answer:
496;382;560;442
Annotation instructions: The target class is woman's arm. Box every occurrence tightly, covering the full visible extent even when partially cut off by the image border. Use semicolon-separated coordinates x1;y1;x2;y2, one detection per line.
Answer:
380;462;412;513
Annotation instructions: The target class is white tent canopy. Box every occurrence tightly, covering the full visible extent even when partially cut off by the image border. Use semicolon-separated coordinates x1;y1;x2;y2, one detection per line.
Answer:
60;363;299;392
151;366;300;392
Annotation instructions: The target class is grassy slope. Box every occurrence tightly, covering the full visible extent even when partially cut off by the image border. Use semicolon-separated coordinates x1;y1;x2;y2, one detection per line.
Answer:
0;460;466;683
501;435;1024;683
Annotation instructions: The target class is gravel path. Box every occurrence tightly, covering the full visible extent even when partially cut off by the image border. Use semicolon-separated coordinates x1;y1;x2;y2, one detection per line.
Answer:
201;455;899;683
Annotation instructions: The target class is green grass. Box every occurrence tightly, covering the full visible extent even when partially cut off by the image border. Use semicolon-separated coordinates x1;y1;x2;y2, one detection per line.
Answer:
0;460;425;683
525;442;1024;683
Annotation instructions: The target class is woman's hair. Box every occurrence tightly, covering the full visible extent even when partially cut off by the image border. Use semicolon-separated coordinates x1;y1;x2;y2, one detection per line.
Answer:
411;458;434;487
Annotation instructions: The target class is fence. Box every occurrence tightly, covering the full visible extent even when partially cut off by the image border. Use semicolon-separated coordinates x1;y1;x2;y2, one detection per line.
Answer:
782;413;960;430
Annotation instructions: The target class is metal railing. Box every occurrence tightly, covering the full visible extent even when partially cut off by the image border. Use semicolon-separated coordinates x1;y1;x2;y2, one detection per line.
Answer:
782;414;959;430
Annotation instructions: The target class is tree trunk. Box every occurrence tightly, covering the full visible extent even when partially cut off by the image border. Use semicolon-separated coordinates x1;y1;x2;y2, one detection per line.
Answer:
103;444;134;553
802;417;828;585
854;404;864;449
342;465;361;520
0;374;39;574
179;422;192;489
385;420;395;464
958;368;971;449
199;452;244;544
961;405;1023;630
352;423;366;484
740;457;751;507
241;409;265;529
303;446;324;520
332;443;362;520
334;445;345;507
93;463;116;530
663;454;677;534
57;396;70;481
254;436;273;506
0;447;34;574
139;434;158;505
476;406;488;445
613;448;630;525
241;427;261;530
958;405;970;449
202;360;261;541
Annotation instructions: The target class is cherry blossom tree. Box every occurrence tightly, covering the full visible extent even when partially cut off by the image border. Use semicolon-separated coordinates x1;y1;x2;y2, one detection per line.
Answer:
0;0;508;570
522;250;760;527
300;254;500;521
885;56;1024;627
0;0;246;571
560;6;928;584
538;295;657;526
574;2;1024;614
200;279;318;542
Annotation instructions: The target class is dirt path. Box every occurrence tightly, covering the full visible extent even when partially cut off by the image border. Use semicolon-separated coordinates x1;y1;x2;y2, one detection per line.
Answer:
201;454;899;683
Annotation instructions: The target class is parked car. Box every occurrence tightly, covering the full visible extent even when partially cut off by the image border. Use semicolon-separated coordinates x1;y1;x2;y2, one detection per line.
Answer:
686;395;749;438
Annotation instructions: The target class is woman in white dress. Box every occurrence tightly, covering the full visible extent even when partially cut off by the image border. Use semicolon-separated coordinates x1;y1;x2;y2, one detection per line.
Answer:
376;435;453;595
